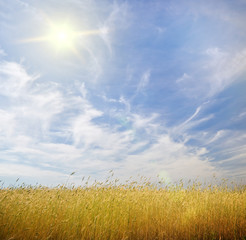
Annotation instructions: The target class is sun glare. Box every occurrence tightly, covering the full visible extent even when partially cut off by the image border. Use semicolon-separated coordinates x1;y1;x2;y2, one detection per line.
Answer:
49;25;75;49
19;20;101;57
57;32;67;42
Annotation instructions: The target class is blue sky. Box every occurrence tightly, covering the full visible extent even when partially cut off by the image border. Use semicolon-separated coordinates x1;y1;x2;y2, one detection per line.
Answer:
0;0;245;186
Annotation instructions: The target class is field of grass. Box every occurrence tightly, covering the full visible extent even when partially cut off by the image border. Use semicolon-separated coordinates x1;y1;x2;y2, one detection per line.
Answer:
0;177;245;240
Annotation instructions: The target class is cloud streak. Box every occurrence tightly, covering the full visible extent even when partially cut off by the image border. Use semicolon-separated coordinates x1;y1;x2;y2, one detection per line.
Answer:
0;59;219;185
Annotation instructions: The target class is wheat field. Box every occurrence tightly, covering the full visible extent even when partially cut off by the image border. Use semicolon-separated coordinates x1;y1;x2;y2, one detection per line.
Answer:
0;177;245;240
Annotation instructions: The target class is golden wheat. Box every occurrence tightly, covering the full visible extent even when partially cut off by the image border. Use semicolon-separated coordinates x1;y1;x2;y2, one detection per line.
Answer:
0;178;245;240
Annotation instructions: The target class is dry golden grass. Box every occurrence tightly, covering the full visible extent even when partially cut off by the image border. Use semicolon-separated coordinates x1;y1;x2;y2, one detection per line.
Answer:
0;177;245;240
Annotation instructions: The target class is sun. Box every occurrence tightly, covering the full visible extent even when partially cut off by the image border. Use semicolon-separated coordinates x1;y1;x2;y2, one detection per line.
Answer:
49;25;76;49
18;20;101;56
57;32;67;42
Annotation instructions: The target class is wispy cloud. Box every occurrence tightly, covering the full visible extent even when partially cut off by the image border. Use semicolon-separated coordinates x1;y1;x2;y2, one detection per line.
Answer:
204;47;246;96
0;47;6;57
176;73;191;83
0;59;220;184
176;47;246;100
135;70;151;95
99;1;130;56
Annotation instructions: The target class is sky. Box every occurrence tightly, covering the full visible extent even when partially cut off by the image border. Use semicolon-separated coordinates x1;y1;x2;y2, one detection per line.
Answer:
0;0;246;186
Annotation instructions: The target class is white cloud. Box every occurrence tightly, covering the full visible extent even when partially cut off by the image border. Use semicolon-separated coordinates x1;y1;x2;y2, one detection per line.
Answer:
0;61;38;97
0;109;15;140
0;163;67;186
119;96;131;113
169;104;213;143
185;128;246;180
204;48;246;96
130;70;151;101
176;73;191;83
0;47;6;57
136;70;151;94
238;111;246;119
99;1;130;55
116;134;216;182
131;112;158;130
0;59;223;184
177;0;246;32
177;47;246;99
180;106;201;126
0;163;64;178
155;26;166;34
206;130;227;144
